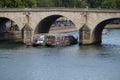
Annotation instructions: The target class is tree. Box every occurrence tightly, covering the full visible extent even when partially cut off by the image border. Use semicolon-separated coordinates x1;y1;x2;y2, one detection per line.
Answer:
53;0;64;7
76;0;88;8
101;0;117;9
0;0;37;8
3;0;12;8
0;1;3;7
0;0;120;9
37;0;54;7
116;0;120;9
86;0;102;8
22;0;37;8
11;0;24;8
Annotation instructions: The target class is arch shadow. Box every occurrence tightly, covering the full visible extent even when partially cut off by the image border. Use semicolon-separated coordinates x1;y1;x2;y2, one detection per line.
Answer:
0;17;20;32
93;18;120;44
0;17;21;42
34;15;76;34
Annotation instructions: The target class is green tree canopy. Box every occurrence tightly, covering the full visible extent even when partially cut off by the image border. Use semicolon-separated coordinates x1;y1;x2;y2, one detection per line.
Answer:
0;0;120;9
101;0;117;9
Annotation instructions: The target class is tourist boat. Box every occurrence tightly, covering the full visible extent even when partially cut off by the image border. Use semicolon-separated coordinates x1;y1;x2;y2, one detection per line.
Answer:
27;34;78;47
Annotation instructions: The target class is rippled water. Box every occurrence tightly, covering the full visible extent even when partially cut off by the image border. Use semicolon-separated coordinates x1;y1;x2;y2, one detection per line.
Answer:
0;29;120;80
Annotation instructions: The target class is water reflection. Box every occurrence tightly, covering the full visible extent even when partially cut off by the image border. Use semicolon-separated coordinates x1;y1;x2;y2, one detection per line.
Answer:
0;41;24;49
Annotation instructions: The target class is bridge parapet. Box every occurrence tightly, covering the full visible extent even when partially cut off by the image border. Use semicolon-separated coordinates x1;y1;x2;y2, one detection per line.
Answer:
0;8;120;13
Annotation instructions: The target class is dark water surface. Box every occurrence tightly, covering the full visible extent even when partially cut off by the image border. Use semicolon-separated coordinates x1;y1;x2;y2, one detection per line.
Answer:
0;29;120;80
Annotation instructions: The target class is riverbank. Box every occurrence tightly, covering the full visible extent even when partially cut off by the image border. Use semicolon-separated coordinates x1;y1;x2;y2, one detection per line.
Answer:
105;24;120;29
49;27;78;33
49;24;120;33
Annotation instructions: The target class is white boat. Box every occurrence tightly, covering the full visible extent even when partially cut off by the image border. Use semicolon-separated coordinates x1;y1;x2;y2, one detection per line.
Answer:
27;34;78;47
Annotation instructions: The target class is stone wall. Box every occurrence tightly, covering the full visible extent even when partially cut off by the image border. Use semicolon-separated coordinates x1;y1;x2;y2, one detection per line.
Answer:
0;31;22;42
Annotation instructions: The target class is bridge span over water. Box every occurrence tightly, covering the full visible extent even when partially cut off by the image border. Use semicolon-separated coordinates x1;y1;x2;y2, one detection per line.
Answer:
0;8;120;45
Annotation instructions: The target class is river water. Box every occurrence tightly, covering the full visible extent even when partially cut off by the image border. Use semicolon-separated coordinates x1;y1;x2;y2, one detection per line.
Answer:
0;29;120;80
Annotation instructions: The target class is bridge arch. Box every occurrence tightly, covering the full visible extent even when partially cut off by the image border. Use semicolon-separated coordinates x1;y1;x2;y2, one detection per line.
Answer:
0;15;25;30
0;17;20;32
34;14;76;34
93;18;120;44
0;17;23;42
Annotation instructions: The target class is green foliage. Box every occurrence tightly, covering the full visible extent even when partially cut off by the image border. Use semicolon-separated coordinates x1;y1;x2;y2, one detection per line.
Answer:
116;0;120;9
76;0;88;8
0;1;3;7
20;0;37;8
37;0;54;7
87;0;102;8
0;0;120;9
101;0;117;9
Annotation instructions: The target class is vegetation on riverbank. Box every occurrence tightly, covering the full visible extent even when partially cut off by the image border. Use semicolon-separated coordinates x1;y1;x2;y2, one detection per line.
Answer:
0;0;120;9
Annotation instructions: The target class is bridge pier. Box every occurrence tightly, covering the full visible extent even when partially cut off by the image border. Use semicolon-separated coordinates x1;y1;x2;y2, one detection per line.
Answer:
79;24;92;45
79;24;102;45
22;24;33;43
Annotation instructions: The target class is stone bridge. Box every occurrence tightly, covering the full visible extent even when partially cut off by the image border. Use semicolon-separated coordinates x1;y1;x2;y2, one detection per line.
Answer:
0;8;120;44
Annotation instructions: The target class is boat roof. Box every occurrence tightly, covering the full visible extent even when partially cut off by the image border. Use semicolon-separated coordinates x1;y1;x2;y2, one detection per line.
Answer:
33;33;71;37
